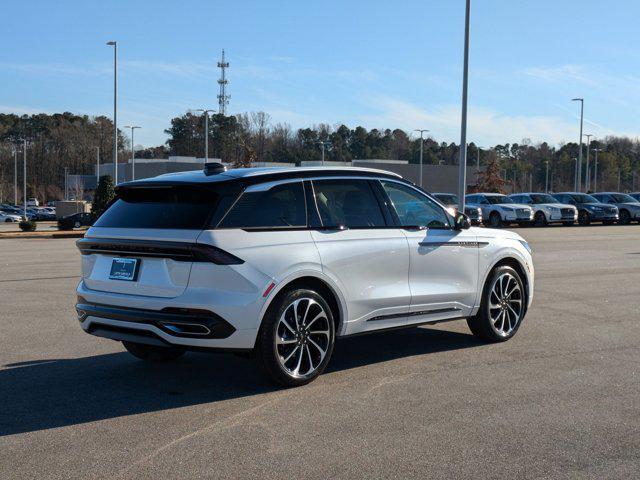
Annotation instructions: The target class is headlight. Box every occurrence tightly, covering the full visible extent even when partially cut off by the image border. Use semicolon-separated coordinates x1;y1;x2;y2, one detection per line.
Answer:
518;240;532;254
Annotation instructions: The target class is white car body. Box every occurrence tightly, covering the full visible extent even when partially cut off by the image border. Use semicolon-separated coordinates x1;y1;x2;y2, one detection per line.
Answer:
0;211;22;222
508;193;578;224
465;193;534;226
75;167;534;372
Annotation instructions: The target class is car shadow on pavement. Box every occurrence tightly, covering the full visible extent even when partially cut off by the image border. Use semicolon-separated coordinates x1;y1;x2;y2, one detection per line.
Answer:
0;326;479;437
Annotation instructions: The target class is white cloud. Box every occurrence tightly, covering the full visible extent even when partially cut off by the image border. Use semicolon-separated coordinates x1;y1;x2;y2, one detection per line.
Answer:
356;97;580;146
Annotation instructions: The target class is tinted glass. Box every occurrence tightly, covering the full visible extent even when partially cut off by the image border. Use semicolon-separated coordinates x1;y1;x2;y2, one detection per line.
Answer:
95;186;220;229
435;193;458;205
486;195;511;204
313;179;385;228
612;193;638;203
381;181;449;228
220;182;306;228
530;194;557;204
570;194;598;203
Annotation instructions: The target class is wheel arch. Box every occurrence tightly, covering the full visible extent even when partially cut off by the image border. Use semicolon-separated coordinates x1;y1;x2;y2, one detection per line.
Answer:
485;257;530;316
259;272;347;338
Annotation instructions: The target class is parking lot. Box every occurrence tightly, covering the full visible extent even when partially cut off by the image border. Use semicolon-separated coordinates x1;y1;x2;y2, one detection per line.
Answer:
1;226;639;479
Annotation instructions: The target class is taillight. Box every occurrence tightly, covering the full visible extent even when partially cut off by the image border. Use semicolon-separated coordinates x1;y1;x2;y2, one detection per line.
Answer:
191;244;244;265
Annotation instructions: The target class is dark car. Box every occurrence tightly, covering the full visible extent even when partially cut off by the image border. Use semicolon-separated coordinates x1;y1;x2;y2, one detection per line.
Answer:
630;192;640;202
591;192;640;225
551;192;618;226
58;212;94;230
432;193;483;225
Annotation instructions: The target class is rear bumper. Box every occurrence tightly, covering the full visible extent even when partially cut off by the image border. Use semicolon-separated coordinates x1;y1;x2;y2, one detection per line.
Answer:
76;301;236;339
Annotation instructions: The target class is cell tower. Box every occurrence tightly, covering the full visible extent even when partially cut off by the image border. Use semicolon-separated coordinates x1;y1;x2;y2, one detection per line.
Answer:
217;49;230;115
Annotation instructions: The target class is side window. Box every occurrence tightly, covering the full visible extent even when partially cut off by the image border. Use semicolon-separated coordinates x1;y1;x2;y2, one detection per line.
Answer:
219;181;306;229
510;195;521;203
312;179;386;228
479;196;490;205
380;181;450;228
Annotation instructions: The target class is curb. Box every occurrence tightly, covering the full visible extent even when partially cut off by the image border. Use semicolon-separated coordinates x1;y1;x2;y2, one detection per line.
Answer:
0;231;86;239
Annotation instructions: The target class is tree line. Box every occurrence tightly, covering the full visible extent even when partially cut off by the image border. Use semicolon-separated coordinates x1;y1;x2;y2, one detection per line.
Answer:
1;110;639;203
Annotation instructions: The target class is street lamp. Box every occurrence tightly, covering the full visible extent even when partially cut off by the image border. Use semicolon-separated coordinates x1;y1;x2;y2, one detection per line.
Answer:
21;139;27;218
571;98;584;192
124;125;141;180
316;140;331;165
106;41;118;184
13;145;18;205
584;134;593;191
545;160;550;193
573;157;578;191
414;129;429;187
458;0;471;212
592;147;602;192
194;109;215;161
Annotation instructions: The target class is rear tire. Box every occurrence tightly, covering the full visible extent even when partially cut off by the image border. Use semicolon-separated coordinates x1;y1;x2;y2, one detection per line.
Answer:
122;341;185;362
467;265;526;342
256;288;335;387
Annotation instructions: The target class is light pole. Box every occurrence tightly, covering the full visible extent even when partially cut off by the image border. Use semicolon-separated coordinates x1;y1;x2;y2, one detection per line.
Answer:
572;98;584;192
107;41;118;184
573;157;578;191
13;145;18;205
458;0;471;213
414;129;429;187
96;146;100;182
316;140;330;165
22;139;27;218
545;160;549;193
584;134;593;191
64;167;68;201
194;109;215;161
592;148;602;192
124;125;141;180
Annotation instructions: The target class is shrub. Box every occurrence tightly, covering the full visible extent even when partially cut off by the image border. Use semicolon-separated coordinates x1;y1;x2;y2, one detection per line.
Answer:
19;219;37;232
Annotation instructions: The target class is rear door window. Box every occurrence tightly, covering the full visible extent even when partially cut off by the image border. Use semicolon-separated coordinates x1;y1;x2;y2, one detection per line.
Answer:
312;179;386;228
219;181;306;229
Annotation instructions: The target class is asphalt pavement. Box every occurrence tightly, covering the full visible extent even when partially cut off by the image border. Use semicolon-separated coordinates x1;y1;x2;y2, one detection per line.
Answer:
1;226;639;479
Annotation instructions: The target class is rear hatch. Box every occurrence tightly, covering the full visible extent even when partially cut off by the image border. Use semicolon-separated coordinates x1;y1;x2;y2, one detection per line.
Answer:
80;182;234;298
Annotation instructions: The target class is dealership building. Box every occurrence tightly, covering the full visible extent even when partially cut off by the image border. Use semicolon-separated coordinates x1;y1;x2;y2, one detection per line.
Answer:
67;157;482;199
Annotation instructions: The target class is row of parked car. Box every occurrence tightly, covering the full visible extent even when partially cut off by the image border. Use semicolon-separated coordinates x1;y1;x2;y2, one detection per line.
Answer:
0;204;57;222
433;192;640;228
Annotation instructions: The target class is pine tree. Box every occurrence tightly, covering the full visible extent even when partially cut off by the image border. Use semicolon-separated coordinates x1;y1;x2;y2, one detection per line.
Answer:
91;175;115;218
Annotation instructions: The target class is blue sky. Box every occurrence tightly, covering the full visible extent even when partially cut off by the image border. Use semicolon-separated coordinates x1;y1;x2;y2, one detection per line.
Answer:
2;0;639;148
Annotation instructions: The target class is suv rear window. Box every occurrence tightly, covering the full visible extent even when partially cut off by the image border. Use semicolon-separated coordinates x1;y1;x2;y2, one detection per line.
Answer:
94;186;221;229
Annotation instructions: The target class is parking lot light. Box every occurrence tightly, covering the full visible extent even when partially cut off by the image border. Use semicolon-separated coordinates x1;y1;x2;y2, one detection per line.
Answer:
571;98;584;192
458;0;471;212
413;129;429;187
106;41;118;184
124;125;141;180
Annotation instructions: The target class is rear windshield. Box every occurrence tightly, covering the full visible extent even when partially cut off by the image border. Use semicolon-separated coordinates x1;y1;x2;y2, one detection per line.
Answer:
94;186;221;229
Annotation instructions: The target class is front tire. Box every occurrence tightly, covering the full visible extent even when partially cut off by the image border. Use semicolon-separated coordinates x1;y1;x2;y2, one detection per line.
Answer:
256;289;335;387
618;209;631;225
467;265;526;342
578;210;591;226
122;341;185;361
534;211;547;227
488;211;503;228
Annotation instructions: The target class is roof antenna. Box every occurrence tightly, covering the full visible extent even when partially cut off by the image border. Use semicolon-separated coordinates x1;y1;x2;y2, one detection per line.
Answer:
203;162;227;176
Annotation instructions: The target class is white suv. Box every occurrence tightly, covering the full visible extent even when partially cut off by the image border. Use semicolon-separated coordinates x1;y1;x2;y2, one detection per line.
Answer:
76;165;535;386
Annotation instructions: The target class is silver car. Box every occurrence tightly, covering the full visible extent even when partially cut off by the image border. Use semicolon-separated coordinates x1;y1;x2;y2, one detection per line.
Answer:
591;193;640;225
508;193;578;227
466;193;534;228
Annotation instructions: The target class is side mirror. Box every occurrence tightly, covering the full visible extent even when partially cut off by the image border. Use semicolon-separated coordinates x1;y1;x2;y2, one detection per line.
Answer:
454;213;471;230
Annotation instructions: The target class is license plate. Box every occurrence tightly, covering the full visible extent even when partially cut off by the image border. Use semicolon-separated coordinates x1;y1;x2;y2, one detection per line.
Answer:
109;258;140;281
